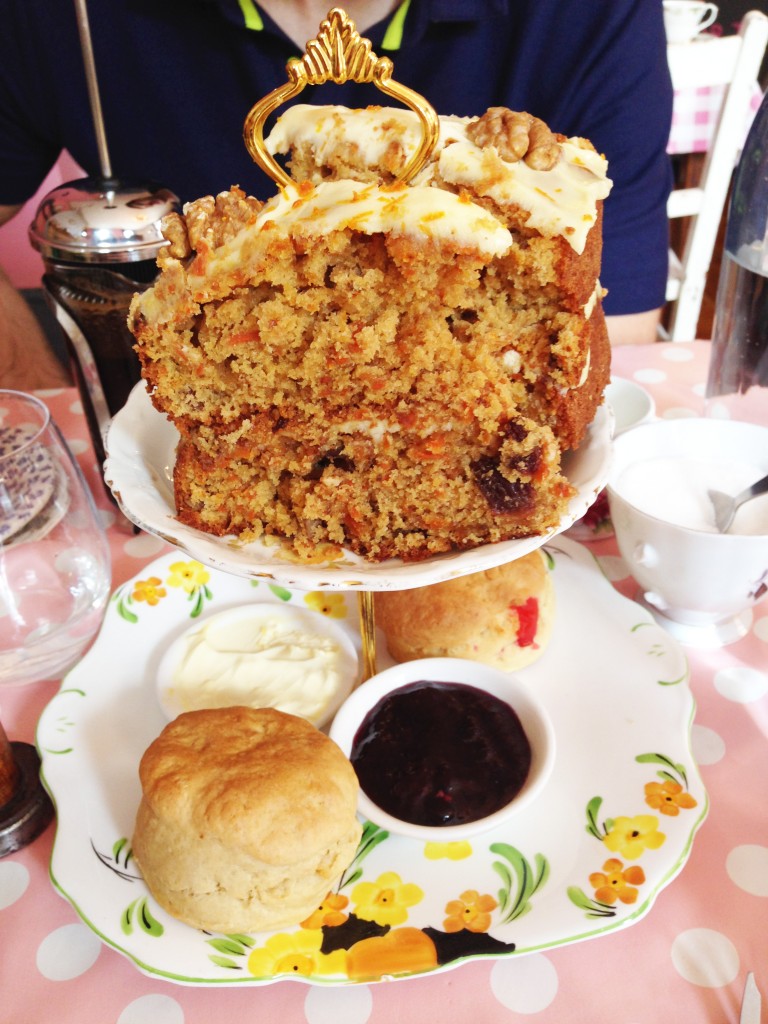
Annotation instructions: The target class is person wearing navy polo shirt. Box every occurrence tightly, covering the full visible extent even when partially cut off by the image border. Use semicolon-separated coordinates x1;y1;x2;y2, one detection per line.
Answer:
0;0;673;388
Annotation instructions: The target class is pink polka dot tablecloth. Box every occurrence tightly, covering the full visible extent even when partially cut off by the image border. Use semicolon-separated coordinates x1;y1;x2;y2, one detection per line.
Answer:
1;342;767;1024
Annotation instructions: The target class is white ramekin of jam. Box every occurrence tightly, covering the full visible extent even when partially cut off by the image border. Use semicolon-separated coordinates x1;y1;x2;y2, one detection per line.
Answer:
329;656;555;840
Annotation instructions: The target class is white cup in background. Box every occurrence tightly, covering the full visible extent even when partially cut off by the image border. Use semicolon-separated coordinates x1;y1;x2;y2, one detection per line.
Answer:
663;0;719;44
607;418;768;648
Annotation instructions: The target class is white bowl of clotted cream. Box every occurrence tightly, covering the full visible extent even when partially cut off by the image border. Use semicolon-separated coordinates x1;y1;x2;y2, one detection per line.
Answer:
156;603;359;729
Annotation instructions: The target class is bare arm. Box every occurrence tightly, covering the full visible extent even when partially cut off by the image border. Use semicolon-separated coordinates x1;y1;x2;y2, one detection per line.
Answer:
605;309;661;346
0;203;71;390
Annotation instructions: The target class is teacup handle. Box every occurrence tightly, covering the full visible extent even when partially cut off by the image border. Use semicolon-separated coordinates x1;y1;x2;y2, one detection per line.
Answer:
643;590;670;612
243;7;440;190
698;3;718;31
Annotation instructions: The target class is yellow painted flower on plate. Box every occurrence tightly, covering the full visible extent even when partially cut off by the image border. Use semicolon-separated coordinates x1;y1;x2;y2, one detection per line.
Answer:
246;929;347;978
166;560;210;593
304;592;347;619
603;815;666;860
351;871;424;926
644;780;697;816
589;857;646;905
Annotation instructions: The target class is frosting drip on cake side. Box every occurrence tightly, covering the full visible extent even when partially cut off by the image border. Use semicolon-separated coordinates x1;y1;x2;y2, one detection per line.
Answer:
266;104;612;254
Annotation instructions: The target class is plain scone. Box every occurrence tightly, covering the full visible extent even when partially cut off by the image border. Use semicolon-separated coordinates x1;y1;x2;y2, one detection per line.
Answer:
375;549;554;671
132;706;362;934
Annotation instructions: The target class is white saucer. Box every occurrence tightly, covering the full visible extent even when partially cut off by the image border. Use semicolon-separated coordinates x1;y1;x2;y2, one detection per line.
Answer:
637;591;755;649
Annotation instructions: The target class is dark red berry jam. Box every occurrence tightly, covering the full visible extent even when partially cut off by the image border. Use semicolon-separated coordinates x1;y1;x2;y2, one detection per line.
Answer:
350;680;531;827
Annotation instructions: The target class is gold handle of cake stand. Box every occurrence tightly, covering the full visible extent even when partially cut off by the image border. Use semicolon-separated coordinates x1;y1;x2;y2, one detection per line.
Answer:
243;7;440;189
357;592;377;682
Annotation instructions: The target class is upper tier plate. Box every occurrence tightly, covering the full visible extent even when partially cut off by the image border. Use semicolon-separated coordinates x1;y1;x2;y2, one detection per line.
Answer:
104;383;613;591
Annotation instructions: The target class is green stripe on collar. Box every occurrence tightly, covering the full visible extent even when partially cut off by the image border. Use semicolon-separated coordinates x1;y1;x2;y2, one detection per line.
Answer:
238;0;263;30
381;0;412;50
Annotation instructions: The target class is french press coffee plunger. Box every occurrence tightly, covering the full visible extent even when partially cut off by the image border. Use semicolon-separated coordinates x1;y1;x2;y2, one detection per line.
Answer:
28;0;178;492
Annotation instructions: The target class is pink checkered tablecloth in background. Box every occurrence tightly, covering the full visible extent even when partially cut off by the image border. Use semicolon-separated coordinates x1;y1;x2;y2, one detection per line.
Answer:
668;81;764;155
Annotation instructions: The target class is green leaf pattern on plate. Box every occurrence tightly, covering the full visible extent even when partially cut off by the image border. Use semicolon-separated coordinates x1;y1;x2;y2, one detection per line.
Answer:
121;897;164;938
490;843;550;923
337;821;389;891
205;934;257;971
91;838;141;882
39;690;84;755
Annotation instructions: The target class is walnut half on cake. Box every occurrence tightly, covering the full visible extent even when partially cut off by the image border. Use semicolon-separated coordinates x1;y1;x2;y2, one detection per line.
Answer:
129;106;612;563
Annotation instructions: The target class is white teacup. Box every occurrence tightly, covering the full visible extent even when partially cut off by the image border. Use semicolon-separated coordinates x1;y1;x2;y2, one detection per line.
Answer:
607;418;768;647
663;0;718;44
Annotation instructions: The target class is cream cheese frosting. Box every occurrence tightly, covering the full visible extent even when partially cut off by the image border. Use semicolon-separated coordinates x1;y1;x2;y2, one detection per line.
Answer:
266;104;612;254
255;179;513;255
266;103;470;167
138;177;512;318
168;178;514;305
435;139;610;255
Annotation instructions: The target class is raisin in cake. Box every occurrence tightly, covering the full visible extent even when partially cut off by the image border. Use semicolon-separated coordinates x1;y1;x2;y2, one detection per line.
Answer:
129;106;612;563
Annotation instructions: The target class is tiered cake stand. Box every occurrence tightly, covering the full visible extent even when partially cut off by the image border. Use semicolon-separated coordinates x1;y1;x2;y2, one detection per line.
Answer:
38;17;710;989
104;9;614;677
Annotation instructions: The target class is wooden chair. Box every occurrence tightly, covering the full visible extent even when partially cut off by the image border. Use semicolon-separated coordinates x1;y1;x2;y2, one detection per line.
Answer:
664;10;768;341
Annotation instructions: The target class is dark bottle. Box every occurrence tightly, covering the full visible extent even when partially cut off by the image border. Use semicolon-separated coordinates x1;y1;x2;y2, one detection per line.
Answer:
707;91;768;407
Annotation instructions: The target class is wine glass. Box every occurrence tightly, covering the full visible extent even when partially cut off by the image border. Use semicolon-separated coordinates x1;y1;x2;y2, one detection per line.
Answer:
0;390;111;685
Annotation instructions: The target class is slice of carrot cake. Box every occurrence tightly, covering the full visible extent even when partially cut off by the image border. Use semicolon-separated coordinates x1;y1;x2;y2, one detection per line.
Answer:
129;106;612;563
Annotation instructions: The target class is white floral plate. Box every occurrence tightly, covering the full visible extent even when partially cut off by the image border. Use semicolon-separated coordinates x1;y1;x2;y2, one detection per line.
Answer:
103;384;613;591
37;537;707;986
